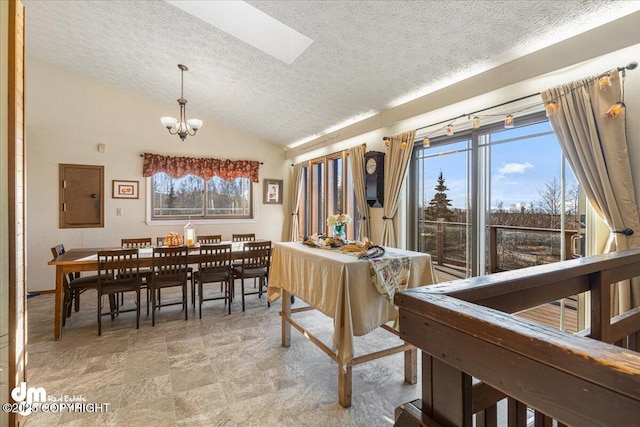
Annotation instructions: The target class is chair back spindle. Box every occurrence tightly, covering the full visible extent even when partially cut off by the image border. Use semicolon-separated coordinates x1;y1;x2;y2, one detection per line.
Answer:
121;237;152;248
232;233;256;242
197;235;223;244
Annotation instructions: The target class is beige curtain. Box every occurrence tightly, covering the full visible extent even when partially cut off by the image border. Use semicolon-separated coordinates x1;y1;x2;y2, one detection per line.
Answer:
542;69;640;315
348;144;370;240
288;163;304;241
381;130;416;247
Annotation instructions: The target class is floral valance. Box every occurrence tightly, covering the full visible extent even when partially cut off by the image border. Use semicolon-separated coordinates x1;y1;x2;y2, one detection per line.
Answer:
142;153;260;183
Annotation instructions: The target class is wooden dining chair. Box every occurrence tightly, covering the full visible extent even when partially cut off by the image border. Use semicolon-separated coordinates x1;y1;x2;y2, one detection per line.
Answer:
96;248;142;335
197;235;222;244
153;236;197;306
51;244;101;325
232;233;255;242
232;240;271;312
193;235;224;297
190;235;223;304
121;237;155;311
231;233;257;288
121;237;154;283
149;246;189;326
195;244;233;317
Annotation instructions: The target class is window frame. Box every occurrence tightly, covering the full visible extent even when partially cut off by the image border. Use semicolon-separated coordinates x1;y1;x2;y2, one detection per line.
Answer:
146;175;256;224
297;150;359;240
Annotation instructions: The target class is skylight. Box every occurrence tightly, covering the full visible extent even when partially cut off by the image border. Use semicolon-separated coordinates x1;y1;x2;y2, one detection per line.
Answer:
165;0;313;65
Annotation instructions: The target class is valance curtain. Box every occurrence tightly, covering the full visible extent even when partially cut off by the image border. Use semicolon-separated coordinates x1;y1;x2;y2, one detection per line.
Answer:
381;130;416;247
348;144;370;241
142;153;260;183
288;163;304;241
541;69;640;315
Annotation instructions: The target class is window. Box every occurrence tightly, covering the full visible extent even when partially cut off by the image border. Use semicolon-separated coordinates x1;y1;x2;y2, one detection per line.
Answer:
409;112;580;277
152;173;253;219
297;151;360;240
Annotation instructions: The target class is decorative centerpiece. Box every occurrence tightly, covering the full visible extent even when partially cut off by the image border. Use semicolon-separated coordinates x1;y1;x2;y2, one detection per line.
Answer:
327;213;352;241
164;232;184;247
184;220;196;245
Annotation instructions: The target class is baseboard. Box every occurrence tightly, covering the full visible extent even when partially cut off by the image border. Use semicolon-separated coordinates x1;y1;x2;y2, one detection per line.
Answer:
30;289;55;295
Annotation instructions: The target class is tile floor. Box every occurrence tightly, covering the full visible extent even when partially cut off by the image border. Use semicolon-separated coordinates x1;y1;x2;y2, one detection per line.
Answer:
24;286;421;426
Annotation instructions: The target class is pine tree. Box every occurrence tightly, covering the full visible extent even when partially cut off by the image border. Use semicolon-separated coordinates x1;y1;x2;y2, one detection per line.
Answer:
425;171;455;221
167;182;176;208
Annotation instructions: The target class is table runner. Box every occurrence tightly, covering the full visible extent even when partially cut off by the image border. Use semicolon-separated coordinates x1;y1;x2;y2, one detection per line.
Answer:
367;254;411;302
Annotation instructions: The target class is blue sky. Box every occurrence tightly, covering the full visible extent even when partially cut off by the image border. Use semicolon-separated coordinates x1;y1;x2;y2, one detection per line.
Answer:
420;121;578;210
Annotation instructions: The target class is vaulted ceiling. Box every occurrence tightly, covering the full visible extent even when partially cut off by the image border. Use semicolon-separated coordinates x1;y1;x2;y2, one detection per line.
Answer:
22;1;640;148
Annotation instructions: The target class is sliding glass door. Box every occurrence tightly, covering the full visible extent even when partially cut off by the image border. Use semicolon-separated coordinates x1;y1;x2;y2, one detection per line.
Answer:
413;137;472;276
410;112;580;279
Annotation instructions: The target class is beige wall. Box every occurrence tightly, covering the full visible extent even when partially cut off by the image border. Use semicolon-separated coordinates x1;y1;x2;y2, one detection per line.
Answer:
26;57;288;292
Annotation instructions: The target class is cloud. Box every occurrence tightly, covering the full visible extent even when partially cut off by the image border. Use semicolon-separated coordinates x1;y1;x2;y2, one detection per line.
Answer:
495;162;533;180
499;162;533;175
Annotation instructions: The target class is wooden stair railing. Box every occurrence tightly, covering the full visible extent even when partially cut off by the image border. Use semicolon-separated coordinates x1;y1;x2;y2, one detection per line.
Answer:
395;248;640;427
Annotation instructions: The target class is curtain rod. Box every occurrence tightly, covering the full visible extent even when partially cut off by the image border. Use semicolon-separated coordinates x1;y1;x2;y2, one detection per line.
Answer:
382;61;637;141
139;153;263;164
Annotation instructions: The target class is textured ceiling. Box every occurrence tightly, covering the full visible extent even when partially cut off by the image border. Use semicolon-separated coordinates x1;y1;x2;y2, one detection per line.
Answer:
22;0;640;148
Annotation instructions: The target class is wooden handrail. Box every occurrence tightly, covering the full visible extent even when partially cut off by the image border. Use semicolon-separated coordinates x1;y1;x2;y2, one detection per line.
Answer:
404;248;640;315
397;295;640;426
395;249;640;426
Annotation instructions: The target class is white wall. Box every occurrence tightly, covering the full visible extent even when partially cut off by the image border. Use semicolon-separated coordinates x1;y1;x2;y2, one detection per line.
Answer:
26;57;289;292
290;43;640;249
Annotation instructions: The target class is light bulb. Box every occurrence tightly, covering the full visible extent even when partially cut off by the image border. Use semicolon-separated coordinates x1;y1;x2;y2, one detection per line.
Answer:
545;102;557;116
472;116;480;129
504;115;514;129
598;74;612;90
423;137;430;147
606;102;625;118
446;125;454;136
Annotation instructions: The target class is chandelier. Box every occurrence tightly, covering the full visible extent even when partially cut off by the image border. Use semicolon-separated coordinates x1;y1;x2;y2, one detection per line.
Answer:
160;64;203;141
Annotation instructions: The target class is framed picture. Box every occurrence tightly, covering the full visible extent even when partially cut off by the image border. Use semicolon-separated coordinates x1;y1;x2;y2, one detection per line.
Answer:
263;179;283;204
112;180;139;199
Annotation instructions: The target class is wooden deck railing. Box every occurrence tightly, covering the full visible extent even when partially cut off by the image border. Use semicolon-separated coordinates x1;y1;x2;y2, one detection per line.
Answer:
420;220;578;275
394;248;640;427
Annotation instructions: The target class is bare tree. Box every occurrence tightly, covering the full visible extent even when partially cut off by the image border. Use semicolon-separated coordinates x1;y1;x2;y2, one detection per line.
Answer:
566;183;580;229
535;177;562;228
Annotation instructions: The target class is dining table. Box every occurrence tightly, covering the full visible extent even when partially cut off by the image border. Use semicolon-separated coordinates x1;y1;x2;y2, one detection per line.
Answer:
47;241;260;340
267;241;436;407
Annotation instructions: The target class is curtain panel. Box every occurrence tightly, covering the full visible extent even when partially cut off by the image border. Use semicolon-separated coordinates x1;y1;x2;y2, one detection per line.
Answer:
288;163;304;241
541;69;640;314
382;130;416;247
348;144;370;241
142;153;260;183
